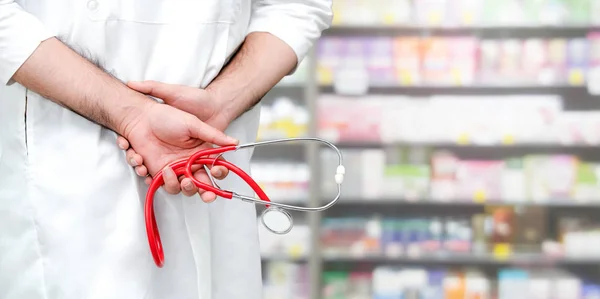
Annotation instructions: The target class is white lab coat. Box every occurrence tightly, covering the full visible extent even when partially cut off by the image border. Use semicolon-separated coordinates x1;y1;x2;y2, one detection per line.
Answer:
0;1;331;298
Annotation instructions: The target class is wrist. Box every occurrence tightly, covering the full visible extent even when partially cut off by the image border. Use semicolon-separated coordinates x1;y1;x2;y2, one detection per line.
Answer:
206;83;244;125
114;90;158;138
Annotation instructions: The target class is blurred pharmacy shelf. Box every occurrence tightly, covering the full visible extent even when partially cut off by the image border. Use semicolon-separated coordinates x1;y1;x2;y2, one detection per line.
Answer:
255;1;600;298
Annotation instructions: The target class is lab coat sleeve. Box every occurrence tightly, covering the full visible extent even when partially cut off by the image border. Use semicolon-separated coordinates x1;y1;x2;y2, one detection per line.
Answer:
247;0;333;66
0;1;54;85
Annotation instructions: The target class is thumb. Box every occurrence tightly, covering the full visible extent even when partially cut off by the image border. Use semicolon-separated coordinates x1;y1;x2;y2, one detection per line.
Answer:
127;80;180;103
187;117;239;146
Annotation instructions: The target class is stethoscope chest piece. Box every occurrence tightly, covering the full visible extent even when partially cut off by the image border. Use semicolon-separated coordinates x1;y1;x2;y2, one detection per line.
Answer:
260;207;293;235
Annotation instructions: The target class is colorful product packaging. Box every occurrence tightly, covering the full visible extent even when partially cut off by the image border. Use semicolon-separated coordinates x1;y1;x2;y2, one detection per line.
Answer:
365;37;395;86
525;155;578;202
498;39;523;84
498;269;529;299
414;0;448;27
566;38;589;86
500;158;526;202
421;37;450;85
521;39;549;84
392;37;422;86
317;37;346;85
455;160;504;202
587;32;600;94
447;37;477;86
447;0;482;27
546;38;568;84
430;150;459;201
565;0;590;24
478;39;501;85
573;162;600;202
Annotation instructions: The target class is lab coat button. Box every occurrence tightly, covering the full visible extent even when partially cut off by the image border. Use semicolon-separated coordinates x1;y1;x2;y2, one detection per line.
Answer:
87;0;99;11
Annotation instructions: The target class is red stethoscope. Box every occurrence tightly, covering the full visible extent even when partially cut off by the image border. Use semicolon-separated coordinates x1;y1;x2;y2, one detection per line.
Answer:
145;137;345;267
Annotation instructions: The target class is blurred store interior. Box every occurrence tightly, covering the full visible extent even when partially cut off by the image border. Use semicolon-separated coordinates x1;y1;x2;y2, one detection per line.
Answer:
253;0;600;298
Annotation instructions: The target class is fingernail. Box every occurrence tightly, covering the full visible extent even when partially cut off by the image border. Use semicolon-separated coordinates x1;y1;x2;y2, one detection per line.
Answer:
130;158;138;166
226;136;239;145
183;182;194;191
118;142;127;150
213;169;222;177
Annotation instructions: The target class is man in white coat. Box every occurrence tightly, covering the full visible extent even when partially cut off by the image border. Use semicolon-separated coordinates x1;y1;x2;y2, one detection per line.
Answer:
0;1;332;299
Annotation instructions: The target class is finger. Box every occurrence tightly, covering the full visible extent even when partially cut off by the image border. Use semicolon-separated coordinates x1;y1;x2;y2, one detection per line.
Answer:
201;191;217;203
186;118;238;146
211;166;229;180
117;136;130;150
127;80;181;103
180;178;198;197
135;165;148;177
192;170;212;200
162;167;181;195
145;177;152;185
126;149;143;167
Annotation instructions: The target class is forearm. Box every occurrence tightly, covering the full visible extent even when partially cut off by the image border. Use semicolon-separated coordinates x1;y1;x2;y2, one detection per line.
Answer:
11;37;152;136
206;32;297;124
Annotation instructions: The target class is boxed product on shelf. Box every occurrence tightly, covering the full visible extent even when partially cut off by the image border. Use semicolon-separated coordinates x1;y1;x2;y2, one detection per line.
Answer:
257;97;308;141
566;38;589;86
521;39;549;84
365;37;396;86
573;162;600;201
524;155;578;202
559;216;600;258
478;39;501;84
546;38;569;84
446;0;482;27
481;0;528;26
263;262;309;299
382;164;430;200
591;1;600;25
501;158;527;202
587;32;600;94
565;0;590;25
317;37;346;85
498;39;523;84
250;162;309;202
454;160;504;202
429;150;460;201
497;269;529;299
392;37;422;86
258;221;309;258
421;37;451;85
414;0;448;27
317;95;383;142
447;37;477;86
323;270;372;299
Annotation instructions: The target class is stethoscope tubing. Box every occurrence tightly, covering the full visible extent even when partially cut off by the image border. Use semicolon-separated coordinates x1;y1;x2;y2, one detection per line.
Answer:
144;137;344;267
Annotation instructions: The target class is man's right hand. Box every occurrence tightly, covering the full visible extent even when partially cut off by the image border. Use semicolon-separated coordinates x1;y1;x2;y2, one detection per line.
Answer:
119;100;238;202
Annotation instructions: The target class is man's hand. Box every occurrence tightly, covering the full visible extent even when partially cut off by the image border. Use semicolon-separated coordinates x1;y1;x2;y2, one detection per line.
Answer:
121;100;238;202
116;81;233;199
